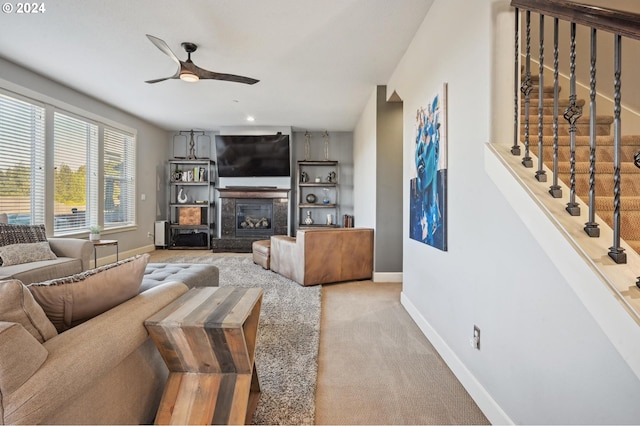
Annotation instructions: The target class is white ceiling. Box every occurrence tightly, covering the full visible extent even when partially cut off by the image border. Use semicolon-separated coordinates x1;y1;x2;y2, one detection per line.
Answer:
0;0;433;132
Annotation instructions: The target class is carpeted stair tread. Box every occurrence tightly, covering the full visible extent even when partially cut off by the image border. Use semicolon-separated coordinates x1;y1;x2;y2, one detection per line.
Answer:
595;196;640;211
520;114;614;125
557;161;640;175
626;240;640;254
526;135;640;146
595;210;640;240
557;173;640;197
521;121;612;137
531;145;638;163
521;97;583;107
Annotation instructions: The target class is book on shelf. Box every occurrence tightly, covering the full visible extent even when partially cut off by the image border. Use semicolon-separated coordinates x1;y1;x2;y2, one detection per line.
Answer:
343;214;354;228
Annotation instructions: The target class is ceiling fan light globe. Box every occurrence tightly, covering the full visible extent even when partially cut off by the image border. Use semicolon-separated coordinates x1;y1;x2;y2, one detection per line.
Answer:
179;71;199;83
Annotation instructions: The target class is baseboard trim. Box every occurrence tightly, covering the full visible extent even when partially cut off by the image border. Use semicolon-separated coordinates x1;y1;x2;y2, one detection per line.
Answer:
401;291;513;425
373;272;402;282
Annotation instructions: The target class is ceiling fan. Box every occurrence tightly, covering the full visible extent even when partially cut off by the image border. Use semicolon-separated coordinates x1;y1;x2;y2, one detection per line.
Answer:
144;34;259;85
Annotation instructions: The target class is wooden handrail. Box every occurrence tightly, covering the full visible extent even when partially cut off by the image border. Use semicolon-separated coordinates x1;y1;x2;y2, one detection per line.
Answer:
511;0;640;41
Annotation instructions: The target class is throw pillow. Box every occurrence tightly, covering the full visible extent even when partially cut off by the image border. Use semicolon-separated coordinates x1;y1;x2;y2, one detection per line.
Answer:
0;279;58;342
0;241;57;266
28;253;150;332
0;223;48;266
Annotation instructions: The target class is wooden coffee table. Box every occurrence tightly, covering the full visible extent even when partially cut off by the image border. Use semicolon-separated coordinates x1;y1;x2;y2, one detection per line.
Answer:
145;286;263;425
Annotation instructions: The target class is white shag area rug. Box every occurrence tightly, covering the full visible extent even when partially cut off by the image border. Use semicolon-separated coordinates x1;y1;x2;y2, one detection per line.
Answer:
164;255;321;425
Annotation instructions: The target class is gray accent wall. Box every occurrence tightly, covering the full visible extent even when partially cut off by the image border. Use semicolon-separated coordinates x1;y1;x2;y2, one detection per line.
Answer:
375;86;403;272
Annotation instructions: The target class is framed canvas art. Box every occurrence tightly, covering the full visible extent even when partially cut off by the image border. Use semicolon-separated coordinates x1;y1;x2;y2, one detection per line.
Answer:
409;83;448;251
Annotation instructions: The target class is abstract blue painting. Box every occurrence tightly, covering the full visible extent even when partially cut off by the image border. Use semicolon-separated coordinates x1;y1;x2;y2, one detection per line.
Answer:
409;83;447;251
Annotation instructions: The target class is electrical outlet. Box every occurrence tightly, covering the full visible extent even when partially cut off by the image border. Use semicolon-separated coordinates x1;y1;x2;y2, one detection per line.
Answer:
471;325;481;350
147;232;153;239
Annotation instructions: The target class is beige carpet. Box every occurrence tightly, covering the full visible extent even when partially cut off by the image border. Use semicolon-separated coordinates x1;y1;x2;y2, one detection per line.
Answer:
315;280;489;425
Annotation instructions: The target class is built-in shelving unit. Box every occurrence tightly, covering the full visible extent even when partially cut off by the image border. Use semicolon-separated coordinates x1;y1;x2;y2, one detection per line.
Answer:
168;159;215;249
296;160;339;230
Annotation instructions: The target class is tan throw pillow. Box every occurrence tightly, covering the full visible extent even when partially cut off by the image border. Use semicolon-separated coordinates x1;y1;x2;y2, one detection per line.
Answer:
0;279;58;342
28;254;150;332
0;241;57;266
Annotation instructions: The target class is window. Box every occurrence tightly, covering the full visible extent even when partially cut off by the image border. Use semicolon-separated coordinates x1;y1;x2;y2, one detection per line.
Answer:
104;127;135;228
0;92;45;225
53;111;99;233
0;90;136;234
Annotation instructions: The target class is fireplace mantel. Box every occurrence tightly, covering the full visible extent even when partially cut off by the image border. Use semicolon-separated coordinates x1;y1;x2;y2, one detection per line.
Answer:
217;187;290;199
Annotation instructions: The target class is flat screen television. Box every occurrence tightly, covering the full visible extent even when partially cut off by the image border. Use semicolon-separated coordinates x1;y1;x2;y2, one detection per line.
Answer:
215;134;291;177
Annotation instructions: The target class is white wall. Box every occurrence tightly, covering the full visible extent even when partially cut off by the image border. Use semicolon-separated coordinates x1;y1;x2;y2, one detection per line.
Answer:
353;88;377;229
0;57;168;256
371;0;640;423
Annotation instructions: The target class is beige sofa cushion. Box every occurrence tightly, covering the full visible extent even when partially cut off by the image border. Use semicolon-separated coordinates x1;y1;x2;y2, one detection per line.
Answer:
29;254;149;332
0;241;57;266
0;224;48;266
0;279;58;342
0;321;48;395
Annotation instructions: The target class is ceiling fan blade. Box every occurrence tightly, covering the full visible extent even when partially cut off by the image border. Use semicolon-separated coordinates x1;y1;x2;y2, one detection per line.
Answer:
144;65;181;84
195;67;260;85
145;75;177;84
146;34;181;65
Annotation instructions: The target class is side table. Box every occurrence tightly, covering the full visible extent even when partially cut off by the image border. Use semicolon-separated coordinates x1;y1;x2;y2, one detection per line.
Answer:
91;239;118;267
145;286;263;425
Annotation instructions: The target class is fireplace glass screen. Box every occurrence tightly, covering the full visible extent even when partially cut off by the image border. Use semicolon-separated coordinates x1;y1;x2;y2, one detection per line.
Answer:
236;201;273;238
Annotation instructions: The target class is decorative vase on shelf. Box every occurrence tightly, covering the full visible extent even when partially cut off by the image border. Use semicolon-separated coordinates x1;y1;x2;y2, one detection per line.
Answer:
304;211;314;225
322;188;330;204
177;188;188;204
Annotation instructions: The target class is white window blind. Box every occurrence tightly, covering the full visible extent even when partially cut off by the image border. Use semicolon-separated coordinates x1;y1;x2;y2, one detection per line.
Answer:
104;127;135;228
0;92;45;225
53;111;98;234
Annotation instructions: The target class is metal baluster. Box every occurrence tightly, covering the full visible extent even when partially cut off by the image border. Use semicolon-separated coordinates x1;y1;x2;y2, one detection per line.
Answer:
609;34;626;264
549;18;562;198
585;28;600;237
564;22;581;216
521;10;533;168
512;7;521;156
536;14;547;182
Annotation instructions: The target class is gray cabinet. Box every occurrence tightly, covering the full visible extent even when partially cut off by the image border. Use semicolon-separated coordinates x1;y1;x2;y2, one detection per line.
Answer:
296;160;339;229
168;159;215;249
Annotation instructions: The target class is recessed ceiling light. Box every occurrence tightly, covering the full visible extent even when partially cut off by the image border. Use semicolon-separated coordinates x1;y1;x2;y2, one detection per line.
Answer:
246;116;255;122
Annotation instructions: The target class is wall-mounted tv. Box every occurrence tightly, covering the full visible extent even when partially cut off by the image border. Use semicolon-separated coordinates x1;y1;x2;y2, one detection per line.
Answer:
215;134;291;177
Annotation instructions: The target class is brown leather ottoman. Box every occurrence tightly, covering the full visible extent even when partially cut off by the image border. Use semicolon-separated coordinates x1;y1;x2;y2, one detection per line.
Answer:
252;239;271;269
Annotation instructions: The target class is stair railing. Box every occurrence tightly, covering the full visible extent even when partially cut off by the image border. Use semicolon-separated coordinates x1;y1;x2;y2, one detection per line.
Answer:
510;0;640;282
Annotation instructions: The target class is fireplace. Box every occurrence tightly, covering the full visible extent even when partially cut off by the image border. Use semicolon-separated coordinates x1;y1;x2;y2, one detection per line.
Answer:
212;187;289;252
236;200;273;238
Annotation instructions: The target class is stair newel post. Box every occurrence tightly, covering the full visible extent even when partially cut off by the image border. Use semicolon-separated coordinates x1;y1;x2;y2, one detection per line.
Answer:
549;17;562;198
584;28;600;237
511;7;521;156
520;10;534;168
564;22;581;216
608;34;626;264
535;14;547;182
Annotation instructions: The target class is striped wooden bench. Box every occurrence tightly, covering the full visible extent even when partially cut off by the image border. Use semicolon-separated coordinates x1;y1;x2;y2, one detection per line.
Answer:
145;286;263;425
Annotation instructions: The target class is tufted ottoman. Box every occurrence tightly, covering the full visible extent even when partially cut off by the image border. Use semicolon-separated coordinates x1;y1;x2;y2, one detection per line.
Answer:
140;263;219;293
252;240;271;269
